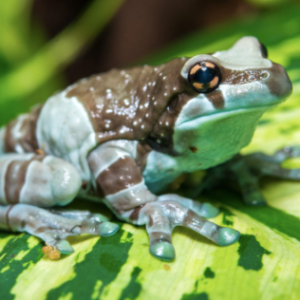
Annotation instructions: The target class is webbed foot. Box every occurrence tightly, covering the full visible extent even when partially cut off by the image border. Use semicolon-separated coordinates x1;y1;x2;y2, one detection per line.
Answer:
5;204;119;259
129;195;239;261
195;146;300;206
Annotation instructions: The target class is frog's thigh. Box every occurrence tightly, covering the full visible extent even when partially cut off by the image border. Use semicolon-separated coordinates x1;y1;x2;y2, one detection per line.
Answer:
0;153;81;207
88;142;156;213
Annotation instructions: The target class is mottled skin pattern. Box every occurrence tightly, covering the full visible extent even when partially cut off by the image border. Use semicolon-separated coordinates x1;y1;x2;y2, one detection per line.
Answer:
0;37;294;261
66;58;192;147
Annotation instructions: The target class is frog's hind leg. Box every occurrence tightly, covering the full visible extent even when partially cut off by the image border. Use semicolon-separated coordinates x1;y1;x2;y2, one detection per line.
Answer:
0;204;118;258
0;153;119;258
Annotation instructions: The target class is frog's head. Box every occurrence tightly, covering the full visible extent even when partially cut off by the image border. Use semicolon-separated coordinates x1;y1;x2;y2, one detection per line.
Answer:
172;36;292;166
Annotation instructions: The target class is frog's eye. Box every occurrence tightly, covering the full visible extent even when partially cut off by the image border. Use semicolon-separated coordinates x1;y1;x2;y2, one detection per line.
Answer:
188;61;221;93
259;42;268;58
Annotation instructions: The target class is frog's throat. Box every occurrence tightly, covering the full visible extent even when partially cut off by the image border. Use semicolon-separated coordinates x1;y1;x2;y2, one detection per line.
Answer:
173;105;274;155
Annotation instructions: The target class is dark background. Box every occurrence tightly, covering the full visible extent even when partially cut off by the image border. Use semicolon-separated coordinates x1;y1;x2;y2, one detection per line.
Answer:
32;0;255;84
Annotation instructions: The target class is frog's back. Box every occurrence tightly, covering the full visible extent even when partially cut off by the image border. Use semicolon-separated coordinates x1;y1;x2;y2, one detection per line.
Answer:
0;58;188;181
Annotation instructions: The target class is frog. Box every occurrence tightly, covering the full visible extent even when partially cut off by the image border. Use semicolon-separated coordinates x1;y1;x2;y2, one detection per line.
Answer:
0;36;293;261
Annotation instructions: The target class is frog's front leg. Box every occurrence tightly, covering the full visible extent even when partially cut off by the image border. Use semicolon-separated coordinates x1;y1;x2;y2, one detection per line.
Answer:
88;144;240;261
204;146;300;206
243;146;300;179
0;153;119;258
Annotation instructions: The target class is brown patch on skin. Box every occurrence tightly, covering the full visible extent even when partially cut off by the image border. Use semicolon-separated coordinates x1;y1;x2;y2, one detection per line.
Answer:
97;156;143;195
220;67;267;85
189;146;198;153
147;90;197;155
129;204;145;221
5;205;15;231
206;90;225;109
265;63;292;98
66;58;197;151
4;105;43;153
136;142;152;171
149;231;172;244
4;120;17;153
4;155;45;203
35;226;51;233
5;161;31;203
182;209;206;227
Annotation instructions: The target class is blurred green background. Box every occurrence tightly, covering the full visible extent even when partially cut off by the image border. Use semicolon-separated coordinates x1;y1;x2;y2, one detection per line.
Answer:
0;0;298;126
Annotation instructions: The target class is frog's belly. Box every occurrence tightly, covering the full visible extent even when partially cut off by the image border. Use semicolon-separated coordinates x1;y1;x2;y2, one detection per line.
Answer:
142;149;235;194
142;151;182;193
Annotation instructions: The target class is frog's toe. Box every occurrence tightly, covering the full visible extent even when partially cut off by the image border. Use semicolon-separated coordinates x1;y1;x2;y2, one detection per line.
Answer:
243;190;267;206
214;228;240;246
138;200;239;262
49;208;119;237
56;240;74;255
273;145;300;162
97;222;119;237
199;203;219;218
180;207;240;247
150;242;175;262
91;213;109;222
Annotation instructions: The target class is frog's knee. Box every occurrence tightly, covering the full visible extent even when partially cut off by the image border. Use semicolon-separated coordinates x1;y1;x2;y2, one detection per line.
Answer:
20;156;82;207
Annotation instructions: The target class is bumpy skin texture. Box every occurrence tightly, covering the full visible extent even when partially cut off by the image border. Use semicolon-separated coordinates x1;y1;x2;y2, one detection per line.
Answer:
0;37;293;261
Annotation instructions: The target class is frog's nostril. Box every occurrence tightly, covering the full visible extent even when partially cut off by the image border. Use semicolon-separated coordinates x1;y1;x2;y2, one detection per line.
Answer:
259;42;268;58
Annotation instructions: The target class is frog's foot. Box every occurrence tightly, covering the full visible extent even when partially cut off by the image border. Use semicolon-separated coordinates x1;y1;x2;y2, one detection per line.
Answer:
272;145;300;163
130;199;239;261
228;157;267;206
2;204;119;259
227;147;300;206
244;148;300;180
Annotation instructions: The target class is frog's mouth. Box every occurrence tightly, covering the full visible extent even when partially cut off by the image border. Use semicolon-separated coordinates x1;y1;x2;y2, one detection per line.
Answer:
176;103;278;128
